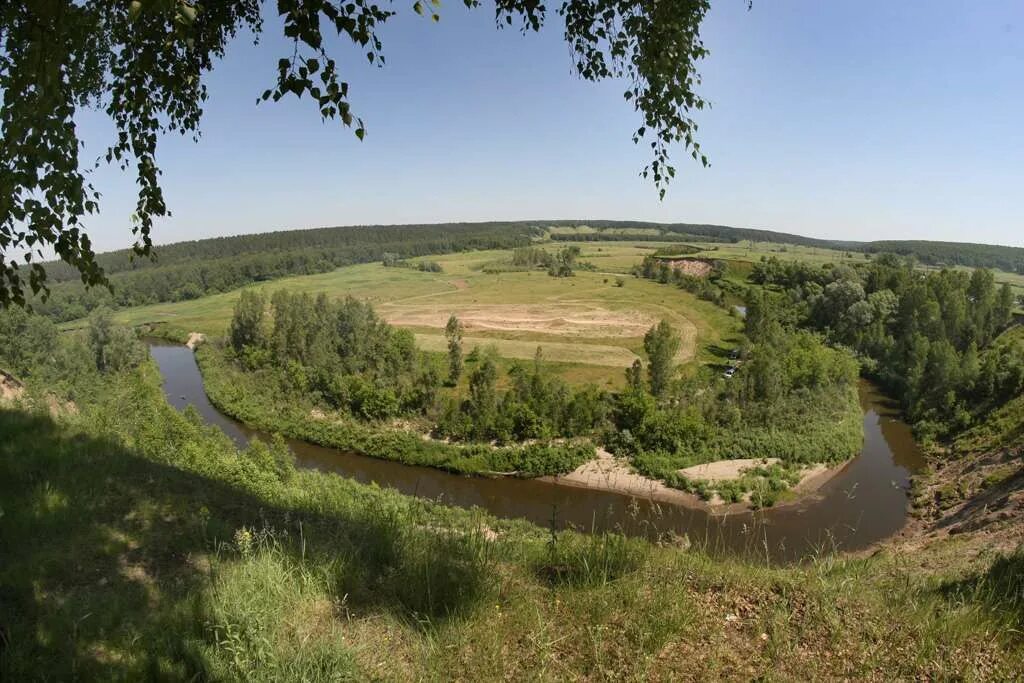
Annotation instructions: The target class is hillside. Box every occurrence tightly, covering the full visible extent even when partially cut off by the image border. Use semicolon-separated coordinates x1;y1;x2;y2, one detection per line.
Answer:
2;358;1022;680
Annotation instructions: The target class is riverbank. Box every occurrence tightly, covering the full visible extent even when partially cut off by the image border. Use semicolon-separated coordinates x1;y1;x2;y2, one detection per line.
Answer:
549;450;852;513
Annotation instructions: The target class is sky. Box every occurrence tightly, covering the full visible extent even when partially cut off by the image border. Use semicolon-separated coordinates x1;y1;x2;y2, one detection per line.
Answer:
75;0;1024;252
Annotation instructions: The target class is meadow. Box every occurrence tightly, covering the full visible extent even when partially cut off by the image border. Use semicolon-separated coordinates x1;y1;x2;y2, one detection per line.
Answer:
104;242;741;385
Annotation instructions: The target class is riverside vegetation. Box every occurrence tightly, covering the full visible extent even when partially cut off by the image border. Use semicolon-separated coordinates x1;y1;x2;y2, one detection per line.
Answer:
196;276;863;506
1;302;1023;680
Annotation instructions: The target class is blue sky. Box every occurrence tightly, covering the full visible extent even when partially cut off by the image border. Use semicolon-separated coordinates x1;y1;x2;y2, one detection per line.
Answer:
77;0;1024;251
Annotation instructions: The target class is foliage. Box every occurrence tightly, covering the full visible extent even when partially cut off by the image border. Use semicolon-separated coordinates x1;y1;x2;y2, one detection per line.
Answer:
2;0;717;305
202;341;593;476
635;255;729;308
547;246;581;277
643;320;680;397
86;307;147;373
444;314;463;385
867;240;1024;275
0;305;58;376
437;347;611;444
751;254;1023;441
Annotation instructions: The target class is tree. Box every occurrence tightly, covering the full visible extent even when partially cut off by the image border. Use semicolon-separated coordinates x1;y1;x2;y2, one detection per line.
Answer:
643;320;680;397
86;307;145;373
0;306;57;376
547;245;581;278
1;0;712;307
994;283;1015;331
445;314;463;385
467;350;498;434
228;290;267;354
625;359;645;392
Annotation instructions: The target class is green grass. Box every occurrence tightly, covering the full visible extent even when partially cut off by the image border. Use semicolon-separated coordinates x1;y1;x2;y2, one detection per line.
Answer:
75;243;739;382
2;363;1023;679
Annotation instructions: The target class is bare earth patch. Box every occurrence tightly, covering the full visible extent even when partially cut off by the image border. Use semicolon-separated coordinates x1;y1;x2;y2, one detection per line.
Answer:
678;458;781;483
546;449;705;507
380;303;658;339
185;331;206;349
1;369;25;402
667;258;713;277
553;452;851;511
679;459;847;499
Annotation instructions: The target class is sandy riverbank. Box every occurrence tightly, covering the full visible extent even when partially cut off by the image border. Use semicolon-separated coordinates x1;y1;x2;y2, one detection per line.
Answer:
544;449;851;513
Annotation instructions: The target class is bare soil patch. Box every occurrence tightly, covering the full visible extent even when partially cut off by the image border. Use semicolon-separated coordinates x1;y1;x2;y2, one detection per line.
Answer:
185;332;206;349
547;449;706;507
678;458;780;483
666;258;713;278
1;369;25;402
380;303;658;339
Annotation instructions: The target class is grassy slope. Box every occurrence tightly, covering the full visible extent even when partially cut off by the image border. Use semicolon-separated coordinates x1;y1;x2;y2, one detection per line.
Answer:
2;364;1022;680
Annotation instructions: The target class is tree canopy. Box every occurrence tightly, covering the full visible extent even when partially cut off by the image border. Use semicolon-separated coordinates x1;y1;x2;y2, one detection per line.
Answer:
0;0;713;307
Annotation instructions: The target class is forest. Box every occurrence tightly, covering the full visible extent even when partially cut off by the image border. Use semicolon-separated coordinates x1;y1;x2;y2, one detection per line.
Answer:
750;254;1023;441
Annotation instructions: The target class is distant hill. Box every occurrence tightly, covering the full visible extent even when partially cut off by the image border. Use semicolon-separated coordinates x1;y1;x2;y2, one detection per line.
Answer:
36;220;1023;322
43;222;546;283
545;219;862;250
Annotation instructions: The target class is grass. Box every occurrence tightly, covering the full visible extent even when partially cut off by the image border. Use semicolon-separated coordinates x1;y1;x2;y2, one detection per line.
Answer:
2;362;1023;679
79;243;739;382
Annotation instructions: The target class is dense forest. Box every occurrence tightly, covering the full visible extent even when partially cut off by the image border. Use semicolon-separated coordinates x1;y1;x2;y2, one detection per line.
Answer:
750;255;1023;441
865;240;1024;274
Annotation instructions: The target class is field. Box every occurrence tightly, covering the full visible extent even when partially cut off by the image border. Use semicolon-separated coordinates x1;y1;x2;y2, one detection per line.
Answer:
104;243;740;384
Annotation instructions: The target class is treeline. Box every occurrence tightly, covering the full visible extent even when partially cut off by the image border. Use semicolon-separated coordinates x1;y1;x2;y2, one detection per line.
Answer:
35;223;541;322
752;254;1023;441
544;220;845;249
548;232;718;244
0;306;147;394
866;241;1024;275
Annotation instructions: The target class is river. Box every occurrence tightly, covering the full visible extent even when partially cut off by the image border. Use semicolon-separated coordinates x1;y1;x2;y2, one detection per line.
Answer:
149;340;925;562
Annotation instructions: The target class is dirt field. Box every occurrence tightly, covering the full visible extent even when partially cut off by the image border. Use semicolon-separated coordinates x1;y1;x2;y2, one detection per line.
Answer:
380;303;659;339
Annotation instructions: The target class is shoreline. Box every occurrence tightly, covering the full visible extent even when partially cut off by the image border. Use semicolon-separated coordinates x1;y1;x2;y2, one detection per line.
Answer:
542;449;854;515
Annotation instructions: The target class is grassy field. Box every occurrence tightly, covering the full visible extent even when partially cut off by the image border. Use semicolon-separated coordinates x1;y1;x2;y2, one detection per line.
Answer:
102;243;740;383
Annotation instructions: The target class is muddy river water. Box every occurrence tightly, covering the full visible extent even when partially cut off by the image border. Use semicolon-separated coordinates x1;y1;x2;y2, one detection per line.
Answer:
149;341;925;562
